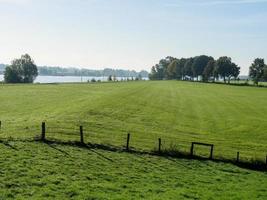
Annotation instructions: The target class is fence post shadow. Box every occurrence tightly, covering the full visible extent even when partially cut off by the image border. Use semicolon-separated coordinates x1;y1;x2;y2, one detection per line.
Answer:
41;122;46;141
126;133;130;151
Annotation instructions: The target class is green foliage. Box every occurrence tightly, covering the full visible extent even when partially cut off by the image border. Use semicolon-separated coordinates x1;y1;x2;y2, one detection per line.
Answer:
230;63;240;80
249;58;266;85
149;66;157;80
216;57;231;83
4;54;38;83
184;58;194;79
166;58;188;80
167;60;178;79
4;64;22;83
150;55;240;83
149;57;175;80
176;58;187;80
203;60;215;82
215;57;240;83
192;55;214;81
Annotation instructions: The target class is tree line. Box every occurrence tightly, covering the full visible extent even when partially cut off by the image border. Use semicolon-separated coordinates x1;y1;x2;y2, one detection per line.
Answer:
149;55;240;83
149;55;267;85
3;54;267;85
38;66;148;78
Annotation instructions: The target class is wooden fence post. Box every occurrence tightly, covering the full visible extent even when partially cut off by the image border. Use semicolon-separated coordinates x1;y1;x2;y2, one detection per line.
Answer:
80;126;84;144
41;122;46;141
236;152;240;163
126;133;130;151
210;145;214;160
158;138;161;153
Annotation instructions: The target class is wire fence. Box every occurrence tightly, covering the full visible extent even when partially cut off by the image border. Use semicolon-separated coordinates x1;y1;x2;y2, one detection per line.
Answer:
0;120;266;171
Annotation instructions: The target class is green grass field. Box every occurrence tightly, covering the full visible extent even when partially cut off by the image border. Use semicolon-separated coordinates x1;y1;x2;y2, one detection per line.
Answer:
1;81;267;160
0;81;267;199
0;140;266;200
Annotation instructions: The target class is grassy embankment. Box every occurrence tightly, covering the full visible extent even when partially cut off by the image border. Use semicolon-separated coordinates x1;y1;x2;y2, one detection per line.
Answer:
0;141;267;199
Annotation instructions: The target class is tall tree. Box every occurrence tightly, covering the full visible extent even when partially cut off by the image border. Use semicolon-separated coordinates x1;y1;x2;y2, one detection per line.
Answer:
155;64;164;80
203;60;215;82
249;58;265;85
176;58;187;80
184;58;194;80
4;54;38;83
229;63;240;82
192;55;214;81
149;66;157;80
159;57;176;79
215;56;233;83
167;59;178;79
149;57;177;80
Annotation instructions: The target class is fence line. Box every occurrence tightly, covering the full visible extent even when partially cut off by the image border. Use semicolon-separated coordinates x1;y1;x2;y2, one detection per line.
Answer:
0;120;266;171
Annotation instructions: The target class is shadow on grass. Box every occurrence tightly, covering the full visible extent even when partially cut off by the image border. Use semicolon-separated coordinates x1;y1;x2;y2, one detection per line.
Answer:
89;149;114;162
45;142;71;157
0;139;18;150
0;136;266;172
157;149;267;172
182;80;267;88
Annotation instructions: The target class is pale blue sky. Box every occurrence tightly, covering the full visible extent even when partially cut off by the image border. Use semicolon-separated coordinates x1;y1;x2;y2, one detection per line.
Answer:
0;0;267;74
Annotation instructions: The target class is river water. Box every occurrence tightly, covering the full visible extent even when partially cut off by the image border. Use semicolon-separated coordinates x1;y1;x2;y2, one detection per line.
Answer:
0;75;148;83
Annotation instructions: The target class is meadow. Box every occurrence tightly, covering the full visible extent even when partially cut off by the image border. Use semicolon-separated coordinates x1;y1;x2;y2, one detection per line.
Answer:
1;81;267;161
0;140;266;199
0;81;267;199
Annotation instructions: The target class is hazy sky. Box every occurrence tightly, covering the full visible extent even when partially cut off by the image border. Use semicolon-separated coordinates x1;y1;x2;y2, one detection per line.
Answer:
0;0;267;74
